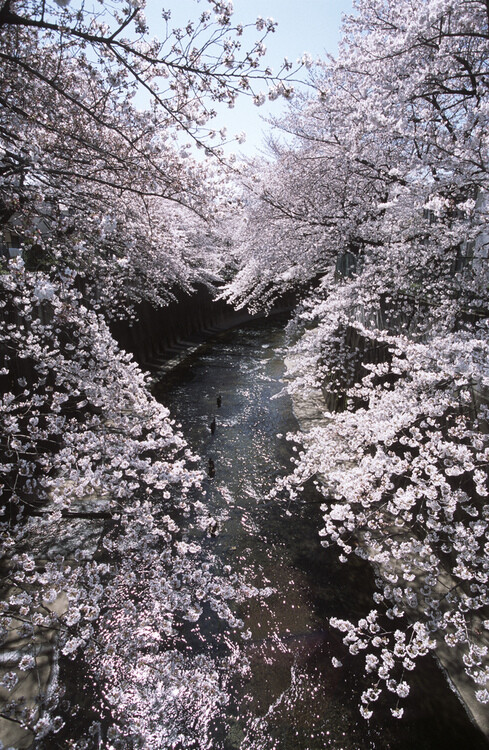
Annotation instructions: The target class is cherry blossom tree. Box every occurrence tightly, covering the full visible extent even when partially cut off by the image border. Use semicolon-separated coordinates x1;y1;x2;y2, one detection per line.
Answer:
0;1;292;745
227;0;489;721
0;0;305;308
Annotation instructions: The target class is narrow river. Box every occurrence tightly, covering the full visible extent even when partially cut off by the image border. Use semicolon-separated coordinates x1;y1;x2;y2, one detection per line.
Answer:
154;316;488;750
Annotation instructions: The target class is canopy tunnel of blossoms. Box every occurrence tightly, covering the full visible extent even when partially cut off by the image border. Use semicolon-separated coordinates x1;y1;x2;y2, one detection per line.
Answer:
1;0;489;745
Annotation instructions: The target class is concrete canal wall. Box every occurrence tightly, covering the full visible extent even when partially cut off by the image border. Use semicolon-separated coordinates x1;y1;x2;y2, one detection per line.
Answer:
110;284;295;376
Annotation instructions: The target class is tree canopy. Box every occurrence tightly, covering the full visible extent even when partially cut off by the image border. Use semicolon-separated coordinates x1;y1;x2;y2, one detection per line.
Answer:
1;0;489;743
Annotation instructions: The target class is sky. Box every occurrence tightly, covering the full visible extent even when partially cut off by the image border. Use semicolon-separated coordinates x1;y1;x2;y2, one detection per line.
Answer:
144;1;354;156
218;0;353;155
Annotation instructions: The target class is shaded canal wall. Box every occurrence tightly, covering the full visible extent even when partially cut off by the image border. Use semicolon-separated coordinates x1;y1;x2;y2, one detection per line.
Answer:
110;284;295;367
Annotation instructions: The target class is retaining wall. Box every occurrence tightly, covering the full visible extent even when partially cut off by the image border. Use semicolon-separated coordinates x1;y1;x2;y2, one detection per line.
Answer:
110;284;296;368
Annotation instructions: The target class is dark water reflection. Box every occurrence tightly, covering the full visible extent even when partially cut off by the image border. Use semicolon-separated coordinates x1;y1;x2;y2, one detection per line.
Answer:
154;317;488;750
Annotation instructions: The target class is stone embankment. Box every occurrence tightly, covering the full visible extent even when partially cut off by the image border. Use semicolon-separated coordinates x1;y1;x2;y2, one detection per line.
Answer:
111;283;295;373
284;354;489;740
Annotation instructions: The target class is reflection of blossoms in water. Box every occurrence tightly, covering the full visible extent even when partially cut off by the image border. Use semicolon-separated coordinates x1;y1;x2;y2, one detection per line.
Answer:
102;651;231;748
89;552;263;747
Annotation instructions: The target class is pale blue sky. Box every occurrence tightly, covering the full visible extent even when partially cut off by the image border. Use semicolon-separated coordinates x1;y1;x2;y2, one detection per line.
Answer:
145;1;354;155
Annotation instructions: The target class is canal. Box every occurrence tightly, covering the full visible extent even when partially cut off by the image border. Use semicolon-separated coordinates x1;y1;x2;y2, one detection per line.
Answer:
154;316;489;750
